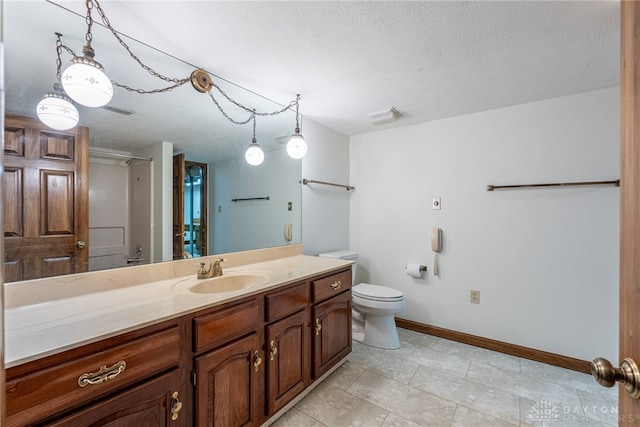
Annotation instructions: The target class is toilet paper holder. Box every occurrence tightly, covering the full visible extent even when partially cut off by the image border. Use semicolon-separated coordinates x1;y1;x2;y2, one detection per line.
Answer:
405;263;427;278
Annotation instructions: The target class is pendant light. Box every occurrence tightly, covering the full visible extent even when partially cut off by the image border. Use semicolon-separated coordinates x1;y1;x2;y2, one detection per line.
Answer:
37;84;80;130
37;33;79;131
286;94;307;159
61;0;113;107
245;113;264;166
38;0;307;164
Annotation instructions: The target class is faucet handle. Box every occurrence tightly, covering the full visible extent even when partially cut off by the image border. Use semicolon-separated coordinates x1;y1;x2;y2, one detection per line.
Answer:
196;261;214;279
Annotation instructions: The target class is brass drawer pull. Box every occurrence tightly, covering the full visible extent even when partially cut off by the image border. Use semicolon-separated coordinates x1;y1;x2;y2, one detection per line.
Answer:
315;318;322;336
78;360;126;387
330;280;341;290
269;339;278;361
170;391;183;421
253;350;263;372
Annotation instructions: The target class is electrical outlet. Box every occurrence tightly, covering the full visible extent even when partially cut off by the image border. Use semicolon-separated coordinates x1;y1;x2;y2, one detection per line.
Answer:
470;290;480;304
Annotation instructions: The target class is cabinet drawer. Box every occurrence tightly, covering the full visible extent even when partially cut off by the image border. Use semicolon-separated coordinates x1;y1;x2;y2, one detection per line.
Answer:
194;298;260;353
45;369;182;426
311;269;352;303
6;326;181;426
265;282;308;322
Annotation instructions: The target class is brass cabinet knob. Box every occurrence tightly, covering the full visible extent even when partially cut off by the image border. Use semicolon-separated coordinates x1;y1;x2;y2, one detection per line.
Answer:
170;391;183;421
269;340;278;361
253;350;262;372
592;357;640;399
330;280;341;290
315;318;322;336
76;241;86;249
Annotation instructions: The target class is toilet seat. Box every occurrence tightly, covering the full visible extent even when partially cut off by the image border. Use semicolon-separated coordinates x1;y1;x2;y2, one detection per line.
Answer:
353;283;404;302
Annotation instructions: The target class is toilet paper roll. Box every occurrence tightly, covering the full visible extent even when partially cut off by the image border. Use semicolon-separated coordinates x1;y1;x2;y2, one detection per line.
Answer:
406;263;422;278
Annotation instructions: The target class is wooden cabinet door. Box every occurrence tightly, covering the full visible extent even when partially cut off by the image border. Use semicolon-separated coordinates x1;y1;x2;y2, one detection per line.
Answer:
3;114;89;282
265;309;309;415
194;333;262;427
312;291;352;379
45;369;183;427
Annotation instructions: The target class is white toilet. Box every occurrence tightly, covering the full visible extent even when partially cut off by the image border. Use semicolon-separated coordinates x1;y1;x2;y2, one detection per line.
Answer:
318;250;406;349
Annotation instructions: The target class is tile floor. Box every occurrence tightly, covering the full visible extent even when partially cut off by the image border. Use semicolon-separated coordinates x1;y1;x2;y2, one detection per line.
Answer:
272;328;618;427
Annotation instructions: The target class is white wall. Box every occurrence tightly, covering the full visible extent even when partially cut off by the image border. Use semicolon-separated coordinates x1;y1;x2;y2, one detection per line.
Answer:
349;88;619;362
129;160;153;264
136;141;173;263
301;117;351;255
88;160;130;270
88;157;153;269
210;148;302;254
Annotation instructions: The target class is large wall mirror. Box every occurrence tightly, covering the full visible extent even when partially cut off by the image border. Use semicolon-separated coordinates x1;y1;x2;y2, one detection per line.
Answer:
3;0;302;282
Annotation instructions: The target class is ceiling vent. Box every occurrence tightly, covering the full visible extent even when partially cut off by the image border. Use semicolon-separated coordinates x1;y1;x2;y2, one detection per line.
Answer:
366;108;403;125
100;105;135;116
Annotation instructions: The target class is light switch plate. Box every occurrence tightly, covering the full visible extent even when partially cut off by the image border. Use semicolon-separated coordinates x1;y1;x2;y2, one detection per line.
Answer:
470;290;480;304
432;197;441;210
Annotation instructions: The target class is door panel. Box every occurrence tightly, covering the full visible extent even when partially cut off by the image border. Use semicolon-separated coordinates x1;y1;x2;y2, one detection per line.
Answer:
3;114;89;282
172;153;184;260
619;0;640;417
266;309;309;414
40;170;74;235
3;167;23;237
194;333;261;427
312;292;352;379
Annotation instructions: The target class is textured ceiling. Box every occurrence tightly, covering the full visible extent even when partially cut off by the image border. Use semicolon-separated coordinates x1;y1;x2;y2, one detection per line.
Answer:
5;0;620;148
62;0;619;136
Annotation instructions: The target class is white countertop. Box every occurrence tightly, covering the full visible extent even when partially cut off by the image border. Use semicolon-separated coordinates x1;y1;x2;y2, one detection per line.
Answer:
4;254;352;368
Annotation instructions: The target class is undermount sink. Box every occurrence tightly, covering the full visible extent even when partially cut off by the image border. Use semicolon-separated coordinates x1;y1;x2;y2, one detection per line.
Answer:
188;273;270;294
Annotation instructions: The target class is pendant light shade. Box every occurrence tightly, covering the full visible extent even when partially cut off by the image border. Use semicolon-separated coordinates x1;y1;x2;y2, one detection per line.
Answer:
61;48;113;108
245;139;264;166
286;130;307;159
36;84;79;130
287;94;307;159
245;113;264;166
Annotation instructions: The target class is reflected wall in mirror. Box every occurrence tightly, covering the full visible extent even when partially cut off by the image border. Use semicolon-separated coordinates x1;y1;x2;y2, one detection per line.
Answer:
3;0;301;283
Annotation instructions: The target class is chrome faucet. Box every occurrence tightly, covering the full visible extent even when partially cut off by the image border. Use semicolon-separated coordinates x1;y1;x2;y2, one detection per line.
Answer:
197;258;226;279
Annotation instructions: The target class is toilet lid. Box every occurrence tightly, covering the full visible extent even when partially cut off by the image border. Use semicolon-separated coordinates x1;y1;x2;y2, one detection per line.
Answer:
353;283;404;302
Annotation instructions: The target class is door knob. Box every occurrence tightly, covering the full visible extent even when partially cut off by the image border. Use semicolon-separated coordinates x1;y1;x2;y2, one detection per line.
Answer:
592;357;640;399
76;241;86;249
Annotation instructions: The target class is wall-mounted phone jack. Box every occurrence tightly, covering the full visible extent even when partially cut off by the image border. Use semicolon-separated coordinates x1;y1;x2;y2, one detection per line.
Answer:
432;197;441;210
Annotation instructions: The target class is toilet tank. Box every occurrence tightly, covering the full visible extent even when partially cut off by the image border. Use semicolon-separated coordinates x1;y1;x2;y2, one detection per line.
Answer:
318;250;358;285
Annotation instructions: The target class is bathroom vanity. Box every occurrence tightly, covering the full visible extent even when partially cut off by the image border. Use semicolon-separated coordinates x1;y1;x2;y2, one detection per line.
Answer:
4;246;352;426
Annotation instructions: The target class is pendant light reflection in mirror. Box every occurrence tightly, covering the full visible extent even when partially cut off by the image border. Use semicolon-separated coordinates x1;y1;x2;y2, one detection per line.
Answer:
36;0;309;165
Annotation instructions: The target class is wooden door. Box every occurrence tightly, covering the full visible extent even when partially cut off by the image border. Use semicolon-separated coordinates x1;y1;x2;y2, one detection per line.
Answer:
194;333;262;427
172;153;184;260
184;161;208;258
3;114;88;282
619;1;640;418
312;291;352;379
45;370;183;426
265;309;309;415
